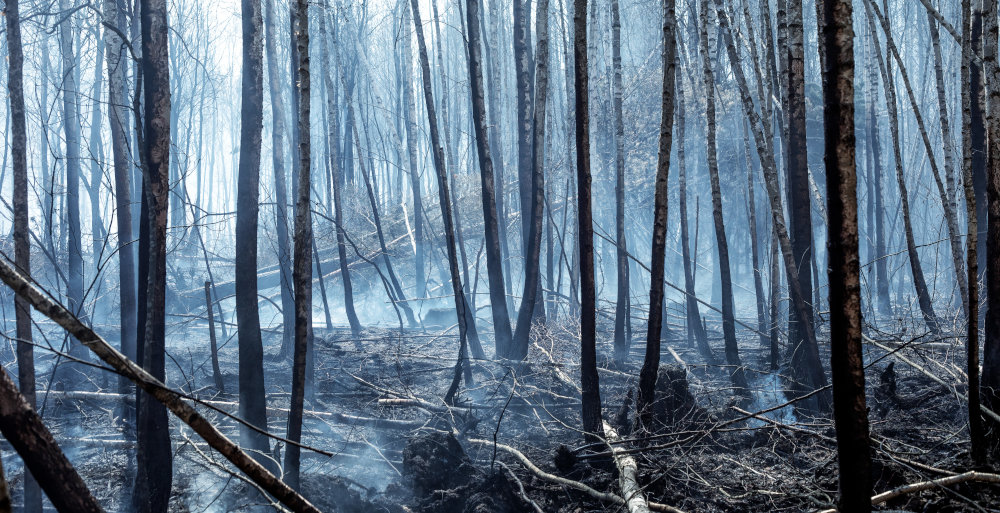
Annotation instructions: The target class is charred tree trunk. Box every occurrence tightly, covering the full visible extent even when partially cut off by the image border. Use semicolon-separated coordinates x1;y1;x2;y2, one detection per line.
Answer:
467;0;514;356
824;0;872;509
132;0;173;509
59;0;86;326
285;0;313;490
204;282;225;392
982;0;1000;453
264;0;296;357
700;0;748;395
786;0;817;396
866;40;890;316
574;0;603;443
511;0;551;360
4;2;41;509
962;0;986;465
636;0;677;429
744;121;770;361
234;0;272;470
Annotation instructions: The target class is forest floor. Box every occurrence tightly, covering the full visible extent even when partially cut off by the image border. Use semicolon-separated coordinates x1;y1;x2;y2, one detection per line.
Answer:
1;311;998;512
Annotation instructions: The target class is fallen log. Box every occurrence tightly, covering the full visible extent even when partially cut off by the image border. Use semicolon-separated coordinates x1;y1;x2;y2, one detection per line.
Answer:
603;420;651;513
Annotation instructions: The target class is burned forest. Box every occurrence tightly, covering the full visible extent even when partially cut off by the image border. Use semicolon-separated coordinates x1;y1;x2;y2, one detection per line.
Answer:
3;0;1000;511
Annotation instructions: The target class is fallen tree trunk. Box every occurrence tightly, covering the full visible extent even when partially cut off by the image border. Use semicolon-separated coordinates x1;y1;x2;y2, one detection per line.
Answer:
603;420;651;513
0;257;321;513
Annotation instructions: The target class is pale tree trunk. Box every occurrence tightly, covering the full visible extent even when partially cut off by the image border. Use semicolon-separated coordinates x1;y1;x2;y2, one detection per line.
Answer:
4;1;42;509
574;0;603;443
700;0;748;395
962;0;986;465
636;0;677;429
233;0;272;472
511;0;551;360
467;0;514;355
928;11;968;317
284;0;313;491
88;34;107;270
133;0;173;509
321;8;361;338
862;0;940;335
868;0;965;329
401;0;426;298
263;0;296;357
823;0;872;508
611;0;630;363
713;0;830;410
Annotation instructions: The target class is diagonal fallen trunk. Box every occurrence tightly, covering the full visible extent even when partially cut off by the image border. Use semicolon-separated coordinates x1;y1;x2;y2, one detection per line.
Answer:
0;257;321;513
603;420;651;513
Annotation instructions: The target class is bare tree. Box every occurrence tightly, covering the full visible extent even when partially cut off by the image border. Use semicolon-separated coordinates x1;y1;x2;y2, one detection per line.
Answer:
636;0;678;429
132;0;174;509
285;0;313;490
823;0;872;508
611;0;630;363
511;0;551;360
982;0;1000;448
467;0;514;355
574;0;603;442
700;0;748;395
4;1;41;509
234;0;273;471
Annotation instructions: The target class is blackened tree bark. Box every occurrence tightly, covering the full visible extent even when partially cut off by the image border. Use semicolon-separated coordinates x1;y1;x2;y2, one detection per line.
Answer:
700;0;748;395
962;0;986;465
574;0;603;443
320;7;362;339
467;0;514;356
59;0;86;328
511;0;550;360
133;0;173;510
786;0;816;395
636;0;677;429
4;1;41;509
982;0;1000;451
0;367;101;512
823;0;872;507
264;0;296;356
234;0;272;470
972;7;987;288
284;0;313;490
611;0;630;363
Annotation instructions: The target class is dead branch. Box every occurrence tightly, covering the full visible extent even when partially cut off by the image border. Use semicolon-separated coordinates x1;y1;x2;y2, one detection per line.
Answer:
0;257;321;513
817;471;1000;512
